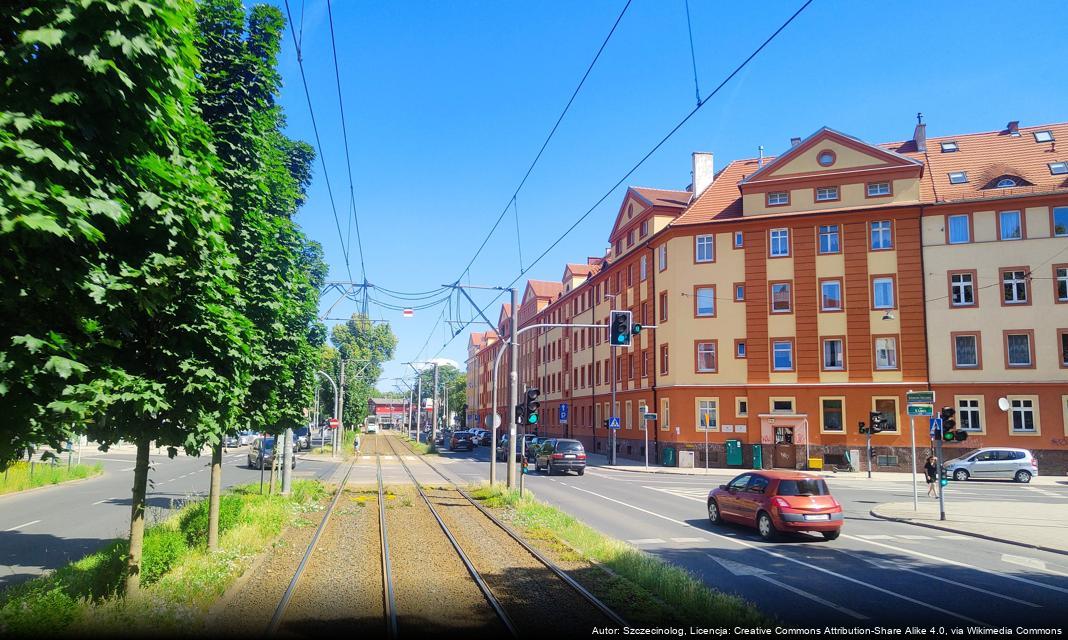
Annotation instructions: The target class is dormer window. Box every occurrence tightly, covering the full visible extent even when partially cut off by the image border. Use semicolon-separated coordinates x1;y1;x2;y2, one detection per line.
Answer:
940;141;959;153
948;171;968;184
767;191;789;206
1050;162;1068;175
1034;130;1054;143
817;150;836;167
995;177;1018;188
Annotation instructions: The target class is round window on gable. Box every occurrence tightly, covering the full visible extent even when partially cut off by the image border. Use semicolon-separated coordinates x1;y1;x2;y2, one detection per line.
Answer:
817;150;836;167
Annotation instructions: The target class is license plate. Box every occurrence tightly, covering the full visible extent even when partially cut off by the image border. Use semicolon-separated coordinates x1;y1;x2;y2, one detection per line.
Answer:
803;514;830;521
565;454;576;458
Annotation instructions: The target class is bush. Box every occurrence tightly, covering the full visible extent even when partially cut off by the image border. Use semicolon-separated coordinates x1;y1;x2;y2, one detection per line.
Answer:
177;496;244;547
140;529;188;586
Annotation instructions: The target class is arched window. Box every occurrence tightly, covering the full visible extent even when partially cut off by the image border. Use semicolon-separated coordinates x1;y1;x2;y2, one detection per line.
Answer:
996;177;1018;188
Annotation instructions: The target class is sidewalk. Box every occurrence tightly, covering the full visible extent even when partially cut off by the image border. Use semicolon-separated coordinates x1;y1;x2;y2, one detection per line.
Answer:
872;500;1068;555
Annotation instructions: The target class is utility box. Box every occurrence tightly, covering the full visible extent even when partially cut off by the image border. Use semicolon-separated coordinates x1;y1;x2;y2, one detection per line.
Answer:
661;446;677;467
807;457;824;471
752;444;763;469
725;439;743;466
678;450;695;468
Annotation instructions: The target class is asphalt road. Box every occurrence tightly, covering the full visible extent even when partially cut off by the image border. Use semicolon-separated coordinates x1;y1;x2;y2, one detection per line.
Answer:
0;440;337;589
430;441;1068;629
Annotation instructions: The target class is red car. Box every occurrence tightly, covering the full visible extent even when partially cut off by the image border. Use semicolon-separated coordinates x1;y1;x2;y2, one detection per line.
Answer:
706;471;843;541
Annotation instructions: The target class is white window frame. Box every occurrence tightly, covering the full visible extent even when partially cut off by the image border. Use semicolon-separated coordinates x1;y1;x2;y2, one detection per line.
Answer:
818;224;840;253
770;282;791;313
640;255;647;281
872;277;895;309
999;210;1022;240
769;228;789;257
736;341;746;358
695;234;714;262
1006;333;1033;367
822;338;845;370
733;231;744;248
1053;206;1068;237
1057;267;1068;302
940;141;959;153
772;341;793;371
947;214;970;244
815;186;839;202
658;244;667;271
734;284;745;302
695;287;715;317
874;337;898;370
767;191;789;206
697;399;718;431
696;342;717;373
956;396;983;433
820;280;842;311
1010;398;1037;433
1002;270;1028;304
871;220;893;250
1050;162;1068;176
867;182;891;197
953;334;979;368
951;272;974;306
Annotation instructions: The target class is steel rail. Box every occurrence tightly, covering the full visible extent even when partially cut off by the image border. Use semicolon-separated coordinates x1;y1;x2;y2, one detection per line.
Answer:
267;458;356;635
383;435;519;638
395;435;627;627
375;436;399;639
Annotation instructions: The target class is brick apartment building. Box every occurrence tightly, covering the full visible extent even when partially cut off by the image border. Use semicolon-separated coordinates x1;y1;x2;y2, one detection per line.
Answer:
467;119;1068;474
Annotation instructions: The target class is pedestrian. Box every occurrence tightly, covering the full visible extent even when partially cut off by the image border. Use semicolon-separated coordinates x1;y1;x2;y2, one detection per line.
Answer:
924;455;939;497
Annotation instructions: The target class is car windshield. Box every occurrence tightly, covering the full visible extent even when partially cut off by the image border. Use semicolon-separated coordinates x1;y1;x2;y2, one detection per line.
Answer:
262;438;275;450
556;441;583;452
294;427;309;437
776;479;830;496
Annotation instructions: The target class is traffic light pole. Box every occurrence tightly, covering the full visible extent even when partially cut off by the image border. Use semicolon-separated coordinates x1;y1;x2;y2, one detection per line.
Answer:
865;424;872;479
909;414;918;512
508;288;519;488
936;436;946;520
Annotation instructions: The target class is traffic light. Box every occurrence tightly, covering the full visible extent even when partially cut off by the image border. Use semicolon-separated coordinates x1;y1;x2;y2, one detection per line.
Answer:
868;411;888;434
631;321;643;336
523;388;541;425
610;310;632;346
939;406;966;442
515;402;526;424
859;421;869;435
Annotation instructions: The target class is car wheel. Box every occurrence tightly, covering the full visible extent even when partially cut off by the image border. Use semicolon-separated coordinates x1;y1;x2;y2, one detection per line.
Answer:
547;462;555;476
577;468;584;476
757;511;778;541
1014;470;1032;483
953;469;970;481
821;530;841;541
247;458;254;469
707;499;722;525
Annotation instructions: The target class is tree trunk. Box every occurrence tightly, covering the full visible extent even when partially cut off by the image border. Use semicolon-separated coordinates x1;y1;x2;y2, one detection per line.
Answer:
268;438;278;496
207;442;222;551
281;428;293;496
125;436;151;595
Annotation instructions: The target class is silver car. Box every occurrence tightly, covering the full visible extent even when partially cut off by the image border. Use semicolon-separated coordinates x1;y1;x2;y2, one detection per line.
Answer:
943;447;1038;483
247;437;296;470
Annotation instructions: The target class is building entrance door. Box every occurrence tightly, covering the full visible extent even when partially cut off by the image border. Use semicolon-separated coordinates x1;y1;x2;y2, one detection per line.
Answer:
773;426;796;469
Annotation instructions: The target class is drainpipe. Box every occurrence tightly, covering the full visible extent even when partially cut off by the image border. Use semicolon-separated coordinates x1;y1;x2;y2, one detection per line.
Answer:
648;244;660;465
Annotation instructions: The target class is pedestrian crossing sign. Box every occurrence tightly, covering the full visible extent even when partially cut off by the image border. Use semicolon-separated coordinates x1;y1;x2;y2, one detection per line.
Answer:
608;417;621;429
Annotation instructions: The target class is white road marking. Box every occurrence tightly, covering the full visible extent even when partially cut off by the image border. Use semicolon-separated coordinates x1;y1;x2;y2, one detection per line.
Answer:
564;483;989;625
671;537;706;543
92;499;113;505
120;466;137;472
855;534;895;540
937;534;969;540
4;520;40;532
842;534;1068;596
710;556;868;620
627;538;666;545
898;534;934;540
1001;554;1068;578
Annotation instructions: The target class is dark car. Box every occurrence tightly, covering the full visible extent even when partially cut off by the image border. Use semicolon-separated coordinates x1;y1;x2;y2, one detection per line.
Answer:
247;437;296;471
448;431;475;451
534;438;586;476
524;436;547;462
496;434;536;461
706;471;843;541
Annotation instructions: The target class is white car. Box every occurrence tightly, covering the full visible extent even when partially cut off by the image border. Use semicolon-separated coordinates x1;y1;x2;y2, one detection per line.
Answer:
237;431;257;446
943;447;1038;483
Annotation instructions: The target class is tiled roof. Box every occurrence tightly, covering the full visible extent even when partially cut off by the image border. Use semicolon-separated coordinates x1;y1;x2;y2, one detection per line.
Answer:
674;121;1068;226
526;279;564;298
565;263;599;277
469;332;486;347
632;186;691;208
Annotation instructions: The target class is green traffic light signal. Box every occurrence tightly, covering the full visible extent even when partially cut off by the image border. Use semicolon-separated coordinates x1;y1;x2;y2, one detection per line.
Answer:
528;414;538;425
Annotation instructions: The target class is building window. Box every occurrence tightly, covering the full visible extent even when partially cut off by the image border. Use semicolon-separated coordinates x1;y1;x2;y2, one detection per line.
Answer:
815;186;839;202
821;398;844;432
822;338;845;370
734;231;744;248
735;340;746;358
1010;398;1036;432
697;400;718;431
867;182;891;197
1050;162;1068;176
660;344;668;375
999;211;1023;240
874;336;898;370
1057;267;1068;302
658;244;668;271
769;228;790;257
736;398;748;417
948;171;968;184
950;271;976;307
818;224;840;254
1034;130;1055;143
767;191;789;206
996;177;1018;188
1054;207;1068;236
947;214;970;244
627;229;635;247
953;333;980;368
734;283;745;301
641;350;649;378
695;234;714;262
1001;269;1029;304
771;398;795;413
957;397;982;431
872;277;895;309
625;400;632;429
873;397;899;432
770;282;792;313
640;219;649;237
817;150;836;167
659;291;668;322
871;220;893;250
1005;331;1034;368
772;340;794;371
660;398;670;432
940;141;959;153
1059;330;1068;368
640;255;647;281
820;279;842;311
615;240;622;255
695;286;716;317
696;341;718;373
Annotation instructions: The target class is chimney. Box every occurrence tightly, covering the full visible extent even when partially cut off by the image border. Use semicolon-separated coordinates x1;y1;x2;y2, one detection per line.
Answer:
758;145;765;168
1007;120;1020;136
790;137;801;147
691;152;714;197
913;112;926;152
587;256;600;265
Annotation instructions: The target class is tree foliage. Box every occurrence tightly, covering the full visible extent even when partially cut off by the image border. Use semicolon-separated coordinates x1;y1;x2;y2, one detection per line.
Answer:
328;315;397;427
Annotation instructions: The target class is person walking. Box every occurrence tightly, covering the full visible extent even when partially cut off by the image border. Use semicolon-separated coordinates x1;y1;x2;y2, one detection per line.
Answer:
924;455;939;497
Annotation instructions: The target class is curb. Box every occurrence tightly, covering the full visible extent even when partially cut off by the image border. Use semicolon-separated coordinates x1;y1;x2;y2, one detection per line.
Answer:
0;467;107;501
868;508;1068;557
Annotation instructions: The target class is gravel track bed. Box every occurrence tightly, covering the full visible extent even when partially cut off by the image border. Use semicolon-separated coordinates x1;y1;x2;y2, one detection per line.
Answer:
275;490;384;637
426;487;613;635
205;501;328;636
386;485;504;636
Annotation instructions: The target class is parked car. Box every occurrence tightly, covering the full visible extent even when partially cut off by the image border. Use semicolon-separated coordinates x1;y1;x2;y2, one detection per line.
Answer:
247;437;296;470
448;431;475;451
707;471;843;541
434;430;450;446
496;434;536;461
470;429;491;446
237;430;257;446
222;433;241;448
525;436;547;462
293;426;311;451
943;448;1038;483
533;438;586;476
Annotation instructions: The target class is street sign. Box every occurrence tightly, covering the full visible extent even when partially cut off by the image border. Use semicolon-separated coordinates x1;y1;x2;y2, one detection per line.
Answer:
328;418;339;429
929;417;943;437
559;403;569;423
907;403;934;417
906;391;935;404
608;416;621;430
643;412;657;421
485;414;501;429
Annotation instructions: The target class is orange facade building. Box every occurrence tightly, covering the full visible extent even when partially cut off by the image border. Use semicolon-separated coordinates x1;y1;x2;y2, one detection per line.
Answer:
467;119;1068;474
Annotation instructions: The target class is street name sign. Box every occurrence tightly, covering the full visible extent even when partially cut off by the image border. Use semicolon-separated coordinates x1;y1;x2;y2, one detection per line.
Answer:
643;412;657;421
906;391;935;404
907;403;934;417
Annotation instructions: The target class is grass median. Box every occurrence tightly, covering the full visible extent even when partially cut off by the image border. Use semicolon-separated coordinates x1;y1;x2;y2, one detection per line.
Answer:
469;483;769;628
0;460;103;495
0;480;327;636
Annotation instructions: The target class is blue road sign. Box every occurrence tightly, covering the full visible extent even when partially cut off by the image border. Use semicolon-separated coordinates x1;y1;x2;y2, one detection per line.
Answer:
929;417;943;437
608;416;621;430
559;403;569;422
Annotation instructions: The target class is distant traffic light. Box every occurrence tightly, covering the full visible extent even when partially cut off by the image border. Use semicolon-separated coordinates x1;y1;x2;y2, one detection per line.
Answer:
868;411;888;433
939;406;966;442
610;310;632;346
859;420;869;435
524;388;541;425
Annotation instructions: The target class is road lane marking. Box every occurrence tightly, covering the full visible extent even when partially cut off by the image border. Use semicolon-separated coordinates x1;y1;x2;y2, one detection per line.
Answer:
120;466;137;471
1001;554;1068;578
4;520;40;532
671;537;706;543
897;534;934;540
565;483;988;625
937;534;969;540
842;534;1068;596
92;499;114;505
627;538;666;545
710;556;867;620
855;534;895;540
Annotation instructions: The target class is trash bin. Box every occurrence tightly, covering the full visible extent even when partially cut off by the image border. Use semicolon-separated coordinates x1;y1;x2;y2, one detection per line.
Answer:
661;446;676;467
752;444;763;469
725;439;743;466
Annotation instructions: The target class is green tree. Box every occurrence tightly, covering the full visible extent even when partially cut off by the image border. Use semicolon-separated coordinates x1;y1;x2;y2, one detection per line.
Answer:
414;364;465;428
330;315;397;428
1;0;253;593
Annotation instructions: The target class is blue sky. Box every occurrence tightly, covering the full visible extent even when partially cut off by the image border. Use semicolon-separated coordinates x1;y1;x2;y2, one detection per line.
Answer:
266;0;1068;392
